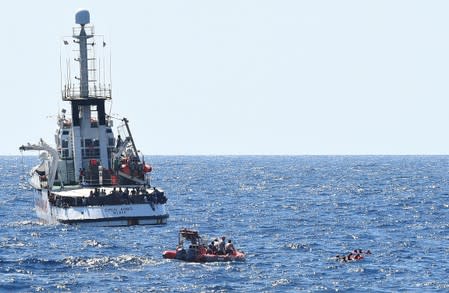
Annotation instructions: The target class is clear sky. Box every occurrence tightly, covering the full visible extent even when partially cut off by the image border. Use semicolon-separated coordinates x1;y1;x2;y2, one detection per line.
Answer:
2;1;449;155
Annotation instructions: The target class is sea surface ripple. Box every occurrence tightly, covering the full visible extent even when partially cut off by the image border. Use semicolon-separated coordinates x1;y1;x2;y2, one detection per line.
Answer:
1;155;449;292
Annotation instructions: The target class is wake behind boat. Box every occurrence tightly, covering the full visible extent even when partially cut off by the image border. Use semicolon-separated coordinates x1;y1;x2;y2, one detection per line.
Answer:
19;10;168;226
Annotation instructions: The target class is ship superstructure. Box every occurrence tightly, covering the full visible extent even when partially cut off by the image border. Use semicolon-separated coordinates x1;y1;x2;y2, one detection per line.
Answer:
20;10;168;226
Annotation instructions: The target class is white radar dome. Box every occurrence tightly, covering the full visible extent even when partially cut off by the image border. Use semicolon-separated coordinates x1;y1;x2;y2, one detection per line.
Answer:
75;9;90;25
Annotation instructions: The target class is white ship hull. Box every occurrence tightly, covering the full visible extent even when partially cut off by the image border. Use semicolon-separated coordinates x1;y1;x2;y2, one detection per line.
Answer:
33;188;169;226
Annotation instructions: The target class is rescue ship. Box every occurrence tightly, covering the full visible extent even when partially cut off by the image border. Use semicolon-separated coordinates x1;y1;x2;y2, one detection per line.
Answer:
19;10;169;226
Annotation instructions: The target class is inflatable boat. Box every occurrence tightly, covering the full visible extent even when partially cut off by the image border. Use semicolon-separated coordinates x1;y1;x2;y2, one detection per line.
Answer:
163;229;245;262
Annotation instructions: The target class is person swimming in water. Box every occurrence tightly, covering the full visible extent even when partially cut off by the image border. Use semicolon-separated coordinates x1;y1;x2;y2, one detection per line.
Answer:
335;249;370;262
352;249;371;255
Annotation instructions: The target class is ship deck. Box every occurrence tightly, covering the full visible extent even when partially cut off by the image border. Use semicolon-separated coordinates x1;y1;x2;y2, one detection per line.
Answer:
51;186;158;198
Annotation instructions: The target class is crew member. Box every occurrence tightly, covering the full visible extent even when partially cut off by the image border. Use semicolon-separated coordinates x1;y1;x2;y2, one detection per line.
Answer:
225;239;235;254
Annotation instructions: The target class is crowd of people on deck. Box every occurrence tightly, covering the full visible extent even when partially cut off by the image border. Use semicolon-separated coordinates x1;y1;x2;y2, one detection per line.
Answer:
86;186;163;205
50;186;167;208
90;186;150;198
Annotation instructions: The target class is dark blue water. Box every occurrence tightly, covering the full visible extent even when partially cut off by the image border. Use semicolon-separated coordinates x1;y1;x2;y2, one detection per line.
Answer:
1;156;449;292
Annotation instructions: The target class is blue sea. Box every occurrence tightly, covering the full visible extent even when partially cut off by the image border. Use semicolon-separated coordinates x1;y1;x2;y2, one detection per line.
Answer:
1;155;449;292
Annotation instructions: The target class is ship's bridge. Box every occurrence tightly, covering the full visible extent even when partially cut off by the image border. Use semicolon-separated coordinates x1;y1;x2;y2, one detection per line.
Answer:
59;11;115;183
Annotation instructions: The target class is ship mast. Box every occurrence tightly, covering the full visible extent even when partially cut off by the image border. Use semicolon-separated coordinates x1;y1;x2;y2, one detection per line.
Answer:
62;10;112;182
78;16;89;98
